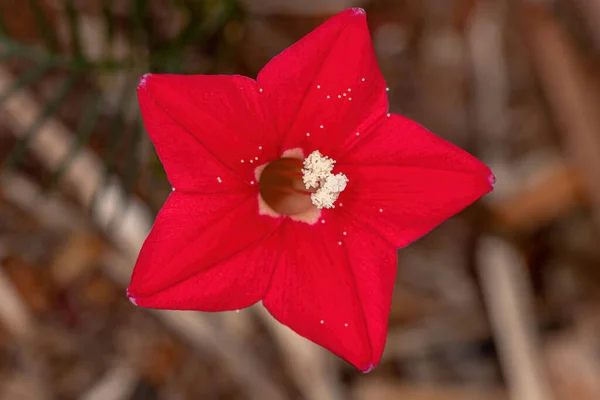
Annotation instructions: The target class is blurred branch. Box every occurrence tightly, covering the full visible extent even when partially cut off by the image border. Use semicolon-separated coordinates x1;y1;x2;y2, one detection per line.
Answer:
478;237;554;400
519;1;600;233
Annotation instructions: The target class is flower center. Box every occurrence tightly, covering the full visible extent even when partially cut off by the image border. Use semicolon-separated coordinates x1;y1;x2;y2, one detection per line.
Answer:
259;158;315;216
258;151;347;216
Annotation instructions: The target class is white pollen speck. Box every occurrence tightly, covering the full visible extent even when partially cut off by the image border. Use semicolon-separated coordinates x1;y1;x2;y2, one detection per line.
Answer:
356;132;360;136
259;88;263;92
344;323;348;327
339;203;343;207
348;88;351;92
249;159;254;163
317;85;321;89
321;220;325;224
306;132;310;137
387;113;391;117
258;146;262;150
386;87;390;92
320;125;324;129
320;320;324;324
236;309;240;313
348;98;352;101
326;95;331;99
250;181;255;185
255;156;258;160
337;95;341;99
241;159;244;163
171;187;175;192
343;93;347;97
343;231;347;235
338;241;342;245
379;208;383;212
361;78;366;82
217;177;222;183
128;296;138;306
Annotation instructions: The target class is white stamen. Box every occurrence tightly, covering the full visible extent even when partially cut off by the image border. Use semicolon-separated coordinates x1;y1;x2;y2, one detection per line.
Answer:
348;88;351;92
338;241;342;245
348;98;352;101
343;231;347;235
259;88;263;92
302;150;348;209
379;208;383;212
326;95;331;99
337;95;341;98
361;78;366;82
344;323;348;327
343;93;347;97
217;177;222;183
250;181;255;185
320;125;324;129
255;156;258;160
339;203;343;207
321;220;326;224
258;146;262;150
356;132;360;136
317;85;321;89
250;159;254;163
241;159;244;163
320;320;324;324
306;132;310;137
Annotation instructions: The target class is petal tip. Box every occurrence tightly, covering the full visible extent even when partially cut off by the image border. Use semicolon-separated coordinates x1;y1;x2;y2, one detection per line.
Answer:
487;170;496;190
360;362;375;373
126;288;138;306
137;73;152;91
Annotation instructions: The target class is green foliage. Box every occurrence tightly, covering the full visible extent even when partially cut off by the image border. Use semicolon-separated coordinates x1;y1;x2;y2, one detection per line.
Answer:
0;0;241;209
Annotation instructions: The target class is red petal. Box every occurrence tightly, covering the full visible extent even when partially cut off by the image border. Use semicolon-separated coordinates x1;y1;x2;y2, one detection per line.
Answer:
257;8;388;158
128;191;280;311
138;73;276;188
337;114;494;247
263;216;394;370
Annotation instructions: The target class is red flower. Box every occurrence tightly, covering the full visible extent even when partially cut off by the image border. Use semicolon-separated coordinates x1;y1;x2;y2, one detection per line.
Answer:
128;8;494;371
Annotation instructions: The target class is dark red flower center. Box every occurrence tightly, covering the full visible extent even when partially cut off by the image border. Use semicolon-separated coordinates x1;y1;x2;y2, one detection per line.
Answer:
259;158;317;216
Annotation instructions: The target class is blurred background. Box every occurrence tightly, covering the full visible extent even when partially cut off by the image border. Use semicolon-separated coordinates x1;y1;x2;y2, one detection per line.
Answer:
1;0;600;399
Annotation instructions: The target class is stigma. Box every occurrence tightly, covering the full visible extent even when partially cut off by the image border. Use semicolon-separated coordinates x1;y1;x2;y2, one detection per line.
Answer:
301;151;348;209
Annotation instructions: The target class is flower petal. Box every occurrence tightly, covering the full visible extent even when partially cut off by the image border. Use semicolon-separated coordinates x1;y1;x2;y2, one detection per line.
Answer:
257;8;388;158
139;73;276;188
128;191;280;311
337;114;494;247
263;217;394;370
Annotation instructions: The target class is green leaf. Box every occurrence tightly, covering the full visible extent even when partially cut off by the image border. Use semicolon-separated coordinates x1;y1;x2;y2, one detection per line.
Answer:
28;0;59;52
101;0;116;46
48;91;102;187
0;11;7;35
1;73;80;172
64;0;84;61
0;62;55;108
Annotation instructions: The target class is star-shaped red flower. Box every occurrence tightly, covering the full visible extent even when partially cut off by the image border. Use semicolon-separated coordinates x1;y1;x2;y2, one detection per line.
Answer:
128;8;494;371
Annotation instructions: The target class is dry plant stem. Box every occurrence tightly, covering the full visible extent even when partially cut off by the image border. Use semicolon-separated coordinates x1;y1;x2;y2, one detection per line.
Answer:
478;237;554;400
0;65;287;399
78;364;138;400
571;0;600;49
519;2;600;232
0;261;36;341
491;159;582;231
